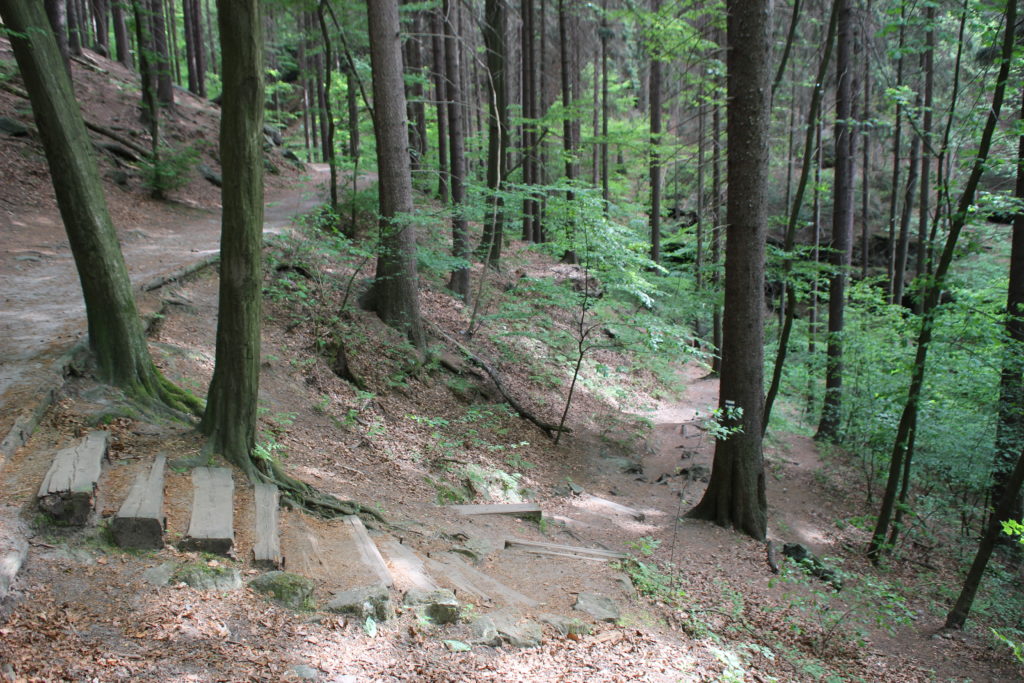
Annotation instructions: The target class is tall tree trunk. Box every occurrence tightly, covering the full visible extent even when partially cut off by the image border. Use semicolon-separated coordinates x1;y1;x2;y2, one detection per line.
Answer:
44;0;72;76
479;0;508;266
147;0;174;106
366;0;426;349
860;2;871;281
886;12;905;299
404;6;427;171
202;0;265;477
892;99;920;306
763;0;839;434
317;0;339;214
91;0;110;56
67;0;84;56
0;0;198;413
816;0;854;442
600;0;609;208
990;86;1024;532
710;45;723;376
915;7;935;300
868;0;1016;565
165;0;181;84
648;0;662;264
444;0;470;300
687;0;771;541
431;8;449;204
557;0;577;262
111;0;131;67
520;0;534;239
183;0;198;93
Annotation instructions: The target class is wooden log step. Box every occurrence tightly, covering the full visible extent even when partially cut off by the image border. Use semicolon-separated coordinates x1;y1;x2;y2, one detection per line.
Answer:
180;467;234;555
37;430;108;525
424;552;537;607
448;503;543;521
252;483;282;568
376;537;439;592
504;538;626;562
342;515;394;588
579;494;645;522
112;453;166;549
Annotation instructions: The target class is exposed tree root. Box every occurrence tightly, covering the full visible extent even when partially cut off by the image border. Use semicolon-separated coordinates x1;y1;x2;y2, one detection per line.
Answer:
254;456;386;524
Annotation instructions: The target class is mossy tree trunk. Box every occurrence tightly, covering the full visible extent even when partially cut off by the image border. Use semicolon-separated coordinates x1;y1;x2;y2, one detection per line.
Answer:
0;0;200;415
200;0;265;480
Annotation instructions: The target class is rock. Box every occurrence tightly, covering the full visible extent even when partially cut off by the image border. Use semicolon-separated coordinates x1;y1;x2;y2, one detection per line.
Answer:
540;614;591;636
680;465;711;482
250;571;315;610
403;588;459;624
263;124;283;146
173;565;242;591
291;664;320;681
573;593;620;623
470;616;500;646
264;158;280;175
450;536;496;564
567;481;585;495
0;116;29;137
141;562;178;586
109;170;130;186
329;677;359;683
283;149;301;162
326;584;393;622
198;163;222;187
0;506;28;602
489;611;543;648
443;639;472;652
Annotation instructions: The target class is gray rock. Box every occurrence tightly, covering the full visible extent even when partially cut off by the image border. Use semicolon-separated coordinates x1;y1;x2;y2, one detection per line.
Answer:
489;611;543;648
249;571;315;610
403;588;459;624
680;465;711;482
329;676;359;683
173;565;242;591
573;592;620;623
291;664;320;681
263;124;283;146
470;616;500;646
141;562;178;586
450;536;496;564
326;584;393;622
540;614;591;636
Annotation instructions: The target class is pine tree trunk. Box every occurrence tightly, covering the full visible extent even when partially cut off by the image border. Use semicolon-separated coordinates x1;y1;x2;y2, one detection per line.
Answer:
479;0;508;266
444;0;470;300
317;0;338;213
816;0;854;442
520;0;534;239
431;8;449;204
648;0;662;264
366;0;426;348
147;0;174;106
687;0;771;541
112;0;131;67
45;0;72;75
91;0;110;56
893;102;920;306
201;0;265;478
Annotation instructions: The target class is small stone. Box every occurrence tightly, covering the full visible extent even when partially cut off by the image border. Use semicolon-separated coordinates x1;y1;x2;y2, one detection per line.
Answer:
403;588;459;624
172;565;242;591
326;584;393;622
540;614;592;636
0;116;29;137
470;616;500;645
291;664;320;681
141;562;178;586
249;571;316;610
573;593;620;623
443;639;472;652
489;611;543;648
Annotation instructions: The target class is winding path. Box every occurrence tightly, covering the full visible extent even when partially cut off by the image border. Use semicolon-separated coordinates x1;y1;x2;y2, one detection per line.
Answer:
0;165;330;464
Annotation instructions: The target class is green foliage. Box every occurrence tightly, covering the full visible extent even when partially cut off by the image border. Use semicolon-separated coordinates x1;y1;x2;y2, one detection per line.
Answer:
139;144;200;197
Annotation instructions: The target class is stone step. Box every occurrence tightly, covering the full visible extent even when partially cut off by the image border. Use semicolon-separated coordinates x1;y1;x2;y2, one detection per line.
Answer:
112;453;166;549
376;537;439;592
341;516;394;588
252;483;282;568
578;494;645;522
279;510;389;593
424;552;537;607
504;538;626;562
37;430;108;525
448;503;543;521
180;467;234;555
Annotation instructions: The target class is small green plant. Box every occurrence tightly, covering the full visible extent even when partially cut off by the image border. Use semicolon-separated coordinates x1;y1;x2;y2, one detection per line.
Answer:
627;535;662;557
140;144;199;198
617;557;684;604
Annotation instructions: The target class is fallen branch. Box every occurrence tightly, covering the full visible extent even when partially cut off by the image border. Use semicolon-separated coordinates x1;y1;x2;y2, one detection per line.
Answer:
427;323;569;439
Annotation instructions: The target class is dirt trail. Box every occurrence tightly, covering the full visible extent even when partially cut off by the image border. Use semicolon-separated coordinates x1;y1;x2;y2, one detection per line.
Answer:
0;166;329;460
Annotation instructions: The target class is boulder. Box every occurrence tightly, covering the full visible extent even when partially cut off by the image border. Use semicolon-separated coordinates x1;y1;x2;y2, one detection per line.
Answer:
326;584;393;622
573;592;620;623
250;571;315;610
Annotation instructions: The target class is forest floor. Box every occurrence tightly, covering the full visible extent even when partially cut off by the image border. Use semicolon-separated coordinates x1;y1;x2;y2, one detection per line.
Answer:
0;43;1022;682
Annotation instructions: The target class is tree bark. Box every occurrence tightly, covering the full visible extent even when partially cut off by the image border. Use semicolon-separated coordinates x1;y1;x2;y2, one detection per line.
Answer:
147;0;174;106
443;0;470;300
479;0;508;266
317;0;338;214
816;0;854;442
111;0;132;67
648;0;662;264
431;8;449;204
44;0;72;76
687;0;771;541
366;0;426;349
201;0;265;478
